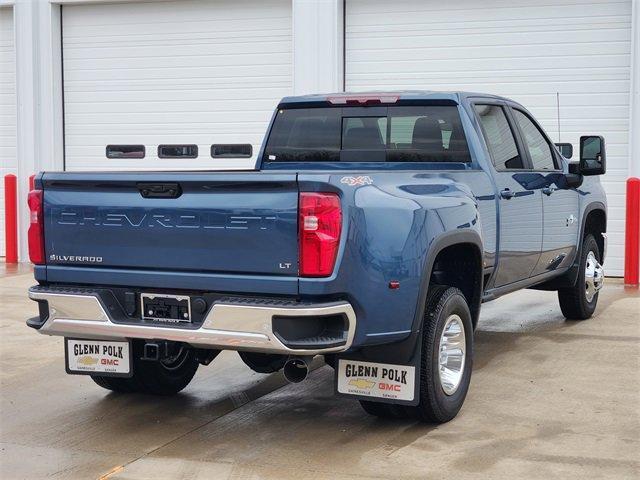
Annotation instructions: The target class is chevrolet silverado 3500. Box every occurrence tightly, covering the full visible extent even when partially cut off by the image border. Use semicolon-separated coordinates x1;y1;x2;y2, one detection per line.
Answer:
27;92;607;422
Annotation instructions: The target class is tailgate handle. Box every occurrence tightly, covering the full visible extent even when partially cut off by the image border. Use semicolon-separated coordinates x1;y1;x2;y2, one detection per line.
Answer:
137;183;182;199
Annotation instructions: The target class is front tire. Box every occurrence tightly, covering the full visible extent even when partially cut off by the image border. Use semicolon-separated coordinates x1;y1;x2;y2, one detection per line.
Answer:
411;285;473;423
558;234;603;320
92;341;199;395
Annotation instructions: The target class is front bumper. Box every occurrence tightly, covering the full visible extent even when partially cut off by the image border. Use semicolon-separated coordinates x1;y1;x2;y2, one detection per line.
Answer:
28;286;356;355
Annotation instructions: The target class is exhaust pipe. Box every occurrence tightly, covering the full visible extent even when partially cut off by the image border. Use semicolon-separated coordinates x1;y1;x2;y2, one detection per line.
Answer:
283;356;313;383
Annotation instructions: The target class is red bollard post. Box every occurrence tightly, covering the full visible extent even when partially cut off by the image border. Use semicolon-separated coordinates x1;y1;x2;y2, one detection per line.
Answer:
28;174;35;191
4;174;18;263
624;177;640;287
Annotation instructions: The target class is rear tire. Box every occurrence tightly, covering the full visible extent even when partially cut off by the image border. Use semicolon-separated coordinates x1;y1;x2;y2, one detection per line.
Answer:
558;234;603;320
409;285;473;423
91;341;199;395
359;285;473;423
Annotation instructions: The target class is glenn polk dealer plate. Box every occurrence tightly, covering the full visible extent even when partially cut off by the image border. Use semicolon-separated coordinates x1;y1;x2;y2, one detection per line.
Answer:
337;359;415;402
65;339;132;377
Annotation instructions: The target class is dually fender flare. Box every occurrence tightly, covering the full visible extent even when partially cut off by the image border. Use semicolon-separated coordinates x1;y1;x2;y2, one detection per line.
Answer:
339;229;483;366
333;229;484;406
411;229;484;334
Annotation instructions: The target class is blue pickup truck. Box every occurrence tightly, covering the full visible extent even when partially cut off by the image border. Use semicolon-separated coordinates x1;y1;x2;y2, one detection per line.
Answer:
26;92;607;423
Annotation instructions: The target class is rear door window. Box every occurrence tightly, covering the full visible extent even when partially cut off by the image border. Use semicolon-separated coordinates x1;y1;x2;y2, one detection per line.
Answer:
474;104;523;170
263;105;470;163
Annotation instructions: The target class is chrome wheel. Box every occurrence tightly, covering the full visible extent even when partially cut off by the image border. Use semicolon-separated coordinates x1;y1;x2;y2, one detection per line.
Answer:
438;314;466;396
585;251;604;303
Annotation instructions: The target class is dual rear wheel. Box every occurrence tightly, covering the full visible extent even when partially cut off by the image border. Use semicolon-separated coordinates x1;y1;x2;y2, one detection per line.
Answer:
360;285;473;423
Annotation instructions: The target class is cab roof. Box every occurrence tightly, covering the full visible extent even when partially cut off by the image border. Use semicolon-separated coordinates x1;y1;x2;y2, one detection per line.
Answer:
278;91;513;107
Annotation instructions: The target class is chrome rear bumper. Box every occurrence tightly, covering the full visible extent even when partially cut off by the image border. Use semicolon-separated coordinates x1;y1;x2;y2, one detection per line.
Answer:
28;287;356;355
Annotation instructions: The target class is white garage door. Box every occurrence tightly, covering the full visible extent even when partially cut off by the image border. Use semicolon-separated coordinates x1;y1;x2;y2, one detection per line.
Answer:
0;6;16;258
346;0;632;276
62;0;292;171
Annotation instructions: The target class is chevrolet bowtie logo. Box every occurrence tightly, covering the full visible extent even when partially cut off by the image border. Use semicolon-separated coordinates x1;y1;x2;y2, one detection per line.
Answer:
349;378;376;389
78;355;98;366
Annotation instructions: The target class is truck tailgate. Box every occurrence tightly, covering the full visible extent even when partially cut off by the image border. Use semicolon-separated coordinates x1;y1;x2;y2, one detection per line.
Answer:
42;172;298;277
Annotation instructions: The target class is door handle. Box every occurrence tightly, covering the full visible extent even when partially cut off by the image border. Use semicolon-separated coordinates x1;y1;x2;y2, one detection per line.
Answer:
542;186;556;196
137;183;182;199
500;188;515;200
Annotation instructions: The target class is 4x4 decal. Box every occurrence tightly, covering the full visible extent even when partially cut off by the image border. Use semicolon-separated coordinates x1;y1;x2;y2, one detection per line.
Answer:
340;176;373;187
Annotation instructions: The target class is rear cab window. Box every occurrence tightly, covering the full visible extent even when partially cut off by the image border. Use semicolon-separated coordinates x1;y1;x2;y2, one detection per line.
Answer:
473;104;524;170
262;105;471;165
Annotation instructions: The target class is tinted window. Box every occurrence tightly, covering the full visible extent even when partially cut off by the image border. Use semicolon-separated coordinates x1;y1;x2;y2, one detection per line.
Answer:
265;108;341;162
513;110;557;170
211;144;253;158
106;145;145;159
158;144;198;158
474;105;523;169
342;117;387;149
264;105;470;163
387;107;469;162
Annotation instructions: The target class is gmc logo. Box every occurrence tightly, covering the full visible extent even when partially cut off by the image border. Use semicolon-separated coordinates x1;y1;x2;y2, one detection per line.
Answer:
379;383;401;392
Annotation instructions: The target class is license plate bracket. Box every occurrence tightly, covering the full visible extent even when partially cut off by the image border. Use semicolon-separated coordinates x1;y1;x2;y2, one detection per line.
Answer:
65;338;132;377
141;293;191;323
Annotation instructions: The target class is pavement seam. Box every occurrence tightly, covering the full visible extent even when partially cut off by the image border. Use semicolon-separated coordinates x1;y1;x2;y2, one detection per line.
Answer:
94;364;325;480
95;394;268;479
98;465;124;480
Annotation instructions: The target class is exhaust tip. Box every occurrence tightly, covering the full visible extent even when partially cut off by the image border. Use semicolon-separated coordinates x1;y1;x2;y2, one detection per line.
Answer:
283;357;310;383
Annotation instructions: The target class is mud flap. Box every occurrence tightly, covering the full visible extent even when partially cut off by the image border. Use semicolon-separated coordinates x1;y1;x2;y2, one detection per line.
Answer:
333;333;422;406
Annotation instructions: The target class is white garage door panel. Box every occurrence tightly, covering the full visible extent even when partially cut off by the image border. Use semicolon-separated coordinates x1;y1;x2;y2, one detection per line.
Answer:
62;0;292;171
0;7;16;258
346;0;632;275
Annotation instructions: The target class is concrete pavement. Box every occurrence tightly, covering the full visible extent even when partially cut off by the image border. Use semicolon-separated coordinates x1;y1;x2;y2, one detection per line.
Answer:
1;266;638;479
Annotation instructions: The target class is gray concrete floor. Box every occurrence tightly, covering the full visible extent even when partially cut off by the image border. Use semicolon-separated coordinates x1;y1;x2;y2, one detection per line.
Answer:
0;266;638;480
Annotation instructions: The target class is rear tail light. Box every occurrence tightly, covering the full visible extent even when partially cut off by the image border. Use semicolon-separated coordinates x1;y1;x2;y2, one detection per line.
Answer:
299;192;342;277
27;189;44;264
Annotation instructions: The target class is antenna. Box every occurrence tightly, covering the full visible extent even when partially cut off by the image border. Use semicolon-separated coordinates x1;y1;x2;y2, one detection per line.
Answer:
556;92;561;142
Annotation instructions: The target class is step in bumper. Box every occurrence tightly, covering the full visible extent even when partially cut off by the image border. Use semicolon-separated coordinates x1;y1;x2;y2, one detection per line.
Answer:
28;286;356;355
